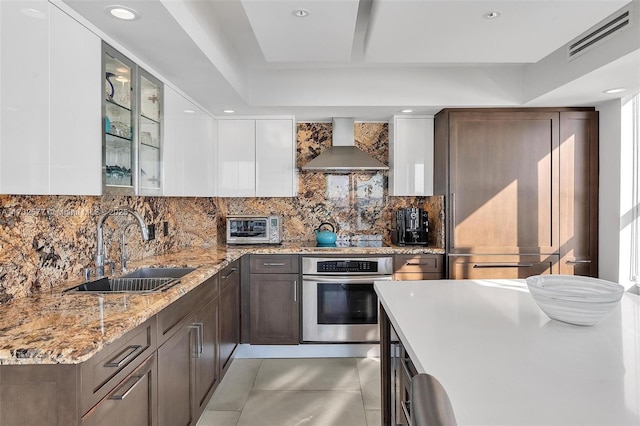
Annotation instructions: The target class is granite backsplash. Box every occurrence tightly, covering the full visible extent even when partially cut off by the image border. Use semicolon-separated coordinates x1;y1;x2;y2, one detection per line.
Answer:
0;122;443;302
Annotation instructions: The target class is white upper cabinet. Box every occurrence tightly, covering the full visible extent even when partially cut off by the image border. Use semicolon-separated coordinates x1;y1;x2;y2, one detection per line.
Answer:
389;116;434;196
0;1;101;195
217;117;296;197
164;86;216;197
50;4;101;195
0;1;50;194
256;119;296;197
217;119;256;197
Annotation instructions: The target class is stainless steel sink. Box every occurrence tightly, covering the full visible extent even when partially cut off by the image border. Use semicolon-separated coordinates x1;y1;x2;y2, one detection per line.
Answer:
120;267;196;279
64;267;196;294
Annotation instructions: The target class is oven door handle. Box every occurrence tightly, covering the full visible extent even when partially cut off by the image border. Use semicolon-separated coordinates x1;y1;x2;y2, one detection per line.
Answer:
303;275;392;283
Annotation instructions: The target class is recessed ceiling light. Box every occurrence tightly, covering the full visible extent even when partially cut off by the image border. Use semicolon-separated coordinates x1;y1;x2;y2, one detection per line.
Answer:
223;109;235;114
183;109;196;114
105;5;140;21
292;9;309;18
116;67;129;73
603;87;627;94
484;10;502;19
401;109;413;113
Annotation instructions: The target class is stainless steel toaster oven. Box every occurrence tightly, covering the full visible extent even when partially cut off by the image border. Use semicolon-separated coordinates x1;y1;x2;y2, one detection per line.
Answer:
226;215;281;244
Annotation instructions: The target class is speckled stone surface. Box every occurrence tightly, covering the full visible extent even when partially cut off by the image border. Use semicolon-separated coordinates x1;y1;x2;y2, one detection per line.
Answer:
0;195;220;303
0;244;443;365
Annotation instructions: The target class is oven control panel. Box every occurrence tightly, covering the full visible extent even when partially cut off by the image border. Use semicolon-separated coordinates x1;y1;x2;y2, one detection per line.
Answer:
316;260;379;273
302;256;394;275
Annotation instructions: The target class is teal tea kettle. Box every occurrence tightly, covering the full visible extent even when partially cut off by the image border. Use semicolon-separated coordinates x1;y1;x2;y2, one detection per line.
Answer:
314;222;337;246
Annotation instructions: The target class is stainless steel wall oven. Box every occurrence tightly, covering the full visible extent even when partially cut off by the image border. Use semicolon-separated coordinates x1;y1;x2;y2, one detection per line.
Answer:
302;256;393;343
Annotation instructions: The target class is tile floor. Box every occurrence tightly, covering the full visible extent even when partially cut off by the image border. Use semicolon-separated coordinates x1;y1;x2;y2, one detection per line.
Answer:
197;357;381;426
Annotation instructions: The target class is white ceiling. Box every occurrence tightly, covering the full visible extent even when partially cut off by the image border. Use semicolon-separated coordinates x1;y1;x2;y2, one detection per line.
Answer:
60;0;640;121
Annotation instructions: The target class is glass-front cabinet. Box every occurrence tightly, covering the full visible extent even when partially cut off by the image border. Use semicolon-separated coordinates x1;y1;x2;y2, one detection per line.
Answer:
102;43;162;195
138;70;162;194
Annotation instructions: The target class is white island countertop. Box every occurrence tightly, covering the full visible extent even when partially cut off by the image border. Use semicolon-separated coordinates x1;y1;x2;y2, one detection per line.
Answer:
375;279;640;425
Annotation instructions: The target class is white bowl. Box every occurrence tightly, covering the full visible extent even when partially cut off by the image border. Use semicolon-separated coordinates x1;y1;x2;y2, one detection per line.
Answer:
526;275;624;326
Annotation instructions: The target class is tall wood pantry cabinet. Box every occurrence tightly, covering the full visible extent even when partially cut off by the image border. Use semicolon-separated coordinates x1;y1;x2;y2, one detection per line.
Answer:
434;108;598;279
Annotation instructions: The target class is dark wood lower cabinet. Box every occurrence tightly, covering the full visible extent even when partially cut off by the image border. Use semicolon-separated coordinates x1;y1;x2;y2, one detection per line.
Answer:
249;273;299;344
157;289;219;426
194;297;219;415
158;318;194;426
82;354;157;426
0;364;78;426
394;254;444;280
219;262;240;376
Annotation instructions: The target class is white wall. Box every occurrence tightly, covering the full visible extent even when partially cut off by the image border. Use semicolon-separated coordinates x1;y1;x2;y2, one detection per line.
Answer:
598;97;637;289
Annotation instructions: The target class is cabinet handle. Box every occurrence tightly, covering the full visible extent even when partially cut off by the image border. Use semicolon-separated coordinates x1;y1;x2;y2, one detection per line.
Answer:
565;259;591;264
189;323;204;358
104;345;142;368
293;280;297;302
108;373;145;400
263;262;285;266
222;267;238;279
472;263;534;268
405;262;432;266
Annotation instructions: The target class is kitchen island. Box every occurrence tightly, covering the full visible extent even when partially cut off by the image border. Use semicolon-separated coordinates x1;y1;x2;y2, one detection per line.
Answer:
376;279;640;425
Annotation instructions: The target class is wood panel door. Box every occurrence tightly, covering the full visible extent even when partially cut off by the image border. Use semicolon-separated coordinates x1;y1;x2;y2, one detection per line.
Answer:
448;111;560;255
219;274;240;376
157;319;194;426
559;111;599;277
194;297;219;417
250;274;299;344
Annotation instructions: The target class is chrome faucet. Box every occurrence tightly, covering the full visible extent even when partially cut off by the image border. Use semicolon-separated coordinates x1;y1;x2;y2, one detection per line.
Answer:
96;207;149;277
120;221;138;273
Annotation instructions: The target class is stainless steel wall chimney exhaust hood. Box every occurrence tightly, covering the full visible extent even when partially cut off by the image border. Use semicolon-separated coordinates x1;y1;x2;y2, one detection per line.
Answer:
301;118;389;171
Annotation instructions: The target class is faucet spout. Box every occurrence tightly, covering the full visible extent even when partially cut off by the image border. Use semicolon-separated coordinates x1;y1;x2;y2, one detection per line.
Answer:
96;207;149;277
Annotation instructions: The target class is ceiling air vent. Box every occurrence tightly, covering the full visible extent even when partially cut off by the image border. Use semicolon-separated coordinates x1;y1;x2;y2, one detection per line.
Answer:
567;5;632;61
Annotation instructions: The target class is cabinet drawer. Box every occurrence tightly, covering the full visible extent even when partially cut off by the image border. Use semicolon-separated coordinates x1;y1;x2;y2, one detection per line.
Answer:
157;275;219;345
394;255;443;273
80;317;157;415
220;259;240;292
449;254;560;279
81;354;156;426
250;255;299;274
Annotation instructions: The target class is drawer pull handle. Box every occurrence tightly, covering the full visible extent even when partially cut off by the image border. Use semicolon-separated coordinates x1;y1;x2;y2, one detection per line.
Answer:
105;345;142;368
405;262;433;266
108;373;145;400
263;262;285;266
566;259;591;264
222;267;238;279
472;263;533;268
189;323;204;358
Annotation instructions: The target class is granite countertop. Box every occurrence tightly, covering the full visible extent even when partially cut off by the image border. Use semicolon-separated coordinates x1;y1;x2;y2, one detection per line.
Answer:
375;279;640;425
0;243;443;365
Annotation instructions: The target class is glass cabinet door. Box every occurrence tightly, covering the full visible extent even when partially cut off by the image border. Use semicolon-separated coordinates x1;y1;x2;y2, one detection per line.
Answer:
138;69;162;195
103;44;136;194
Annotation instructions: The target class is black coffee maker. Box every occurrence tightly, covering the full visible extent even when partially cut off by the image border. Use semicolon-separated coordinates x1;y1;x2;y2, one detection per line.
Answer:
391;207;429;246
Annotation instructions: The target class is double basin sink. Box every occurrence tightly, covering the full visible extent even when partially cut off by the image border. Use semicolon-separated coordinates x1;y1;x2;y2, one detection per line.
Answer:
64;267;196;294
